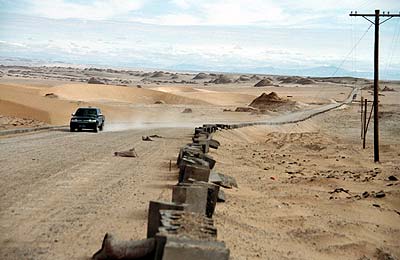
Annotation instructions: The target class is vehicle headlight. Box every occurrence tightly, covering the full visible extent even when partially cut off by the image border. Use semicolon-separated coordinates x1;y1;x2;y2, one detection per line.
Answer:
71;118;78;122
88;119;96;122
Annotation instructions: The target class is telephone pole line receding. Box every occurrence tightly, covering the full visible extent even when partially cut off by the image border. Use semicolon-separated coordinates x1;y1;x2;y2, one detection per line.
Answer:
350;10;400;162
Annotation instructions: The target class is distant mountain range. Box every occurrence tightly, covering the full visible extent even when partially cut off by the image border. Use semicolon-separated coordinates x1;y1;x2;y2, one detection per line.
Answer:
1;56;399;80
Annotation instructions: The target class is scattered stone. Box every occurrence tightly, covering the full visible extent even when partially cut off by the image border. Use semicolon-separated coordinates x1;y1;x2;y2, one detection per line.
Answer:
217;189;226;202
362;191;370;198
208;139;220;149
372;204;381;208
149;134;163;138
182;108;193;113
44;93;58;98
114;148;137;157
142;136;153;141
374;190;385;198
388;175;398;181
92;233;155;260
154;100;165;104
329;188;349;194
210;172;238;189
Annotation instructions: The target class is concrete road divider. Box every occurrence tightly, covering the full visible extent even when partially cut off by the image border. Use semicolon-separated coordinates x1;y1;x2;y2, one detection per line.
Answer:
161;237;229;260
172;185;208;215
179;164;211;183
147;201;187;238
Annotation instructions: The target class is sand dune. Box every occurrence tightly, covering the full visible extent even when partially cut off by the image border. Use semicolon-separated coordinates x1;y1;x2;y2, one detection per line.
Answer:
0;83;147;125
152;86;201;93
45;84;210;105
150;85;256;106
179;92;256;106
0;83;216;125
0;99;51;123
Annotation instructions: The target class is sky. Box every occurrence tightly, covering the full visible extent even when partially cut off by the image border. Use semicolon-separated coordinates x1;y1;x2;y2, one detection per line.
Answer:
0;0;399;79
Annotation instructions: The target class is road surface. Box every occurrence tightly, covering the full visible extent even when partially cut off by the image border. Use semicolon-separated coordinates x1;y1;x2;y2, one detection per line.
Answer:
0;87;357;259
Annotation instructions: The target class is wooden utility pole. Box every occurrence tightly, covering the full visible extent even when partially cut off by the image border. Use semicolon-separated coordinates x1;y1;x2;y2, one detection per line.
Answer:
350;10;400;162
360;95;363;139
363;99;367;149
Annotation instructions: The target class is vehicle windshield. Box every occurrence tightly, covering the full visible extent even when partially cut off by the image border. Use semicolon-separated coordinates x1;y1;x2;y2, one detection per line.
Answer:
75;109;97;117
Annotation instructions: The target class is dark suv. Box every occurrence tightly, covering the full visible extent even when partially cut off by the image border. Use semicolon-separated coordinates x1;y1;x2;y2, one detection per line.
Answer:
70;107;105;132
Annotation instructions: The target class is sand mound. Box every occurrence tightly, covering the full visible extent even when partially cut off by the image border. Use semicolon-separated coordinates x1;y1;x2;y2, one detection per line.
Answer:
235;75;251;82
235;107;256;112
88;77;105;84
382;86;395;92
212;75;232;84
249;92;297;112
251;75;261;80
278;76;315;85
44;84;210;105
193;73;209;80
254;78;274;87
249;92;282;106
151;71;166;78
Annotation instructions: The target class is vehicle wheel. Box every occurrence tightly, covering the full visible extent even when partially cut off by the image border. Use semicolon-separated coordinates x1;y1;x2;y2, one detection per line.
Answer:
70;128;74;132
99;123;104;131
77;128;82;132
93;126;98;133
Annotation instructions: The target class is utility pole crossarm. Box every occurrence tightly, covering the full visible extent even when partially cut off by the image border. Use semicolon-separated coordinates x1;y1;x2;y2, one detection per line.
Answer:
349;13;400;17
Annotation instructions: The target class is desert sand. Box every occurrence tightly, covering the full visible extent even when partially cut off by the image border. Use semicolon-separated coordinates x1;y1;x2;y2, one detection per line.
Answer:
0;66;399;260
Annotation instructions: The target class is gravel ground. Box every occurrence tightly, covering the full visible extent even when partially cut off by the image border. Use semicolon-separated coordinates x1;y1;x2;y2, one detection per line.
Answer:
0;127;191;259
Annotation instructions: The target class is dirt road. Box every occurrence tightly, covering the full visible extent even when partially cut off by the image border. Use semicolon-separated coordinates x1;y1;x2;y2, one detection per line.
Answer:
0;127;191;259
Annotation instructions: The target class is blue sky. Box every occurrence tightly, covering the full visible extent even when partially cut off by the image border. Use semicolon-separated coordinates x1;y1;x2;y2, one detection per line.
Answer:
0;0;399;78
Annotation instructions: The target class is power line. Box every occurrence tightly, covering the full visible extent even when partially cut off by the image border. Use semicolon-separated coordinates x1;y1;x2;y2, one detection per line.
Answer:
332;23;372;76
382;19;400;79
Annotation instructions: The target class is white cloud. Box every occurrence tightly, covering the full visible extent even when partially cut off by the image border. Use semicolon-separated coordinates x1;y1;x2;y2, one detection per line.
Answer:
170;0;190;9
156;13;201;25
0;40;28;48
130;0;349;27
30;0;144;20
201;0;286;25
